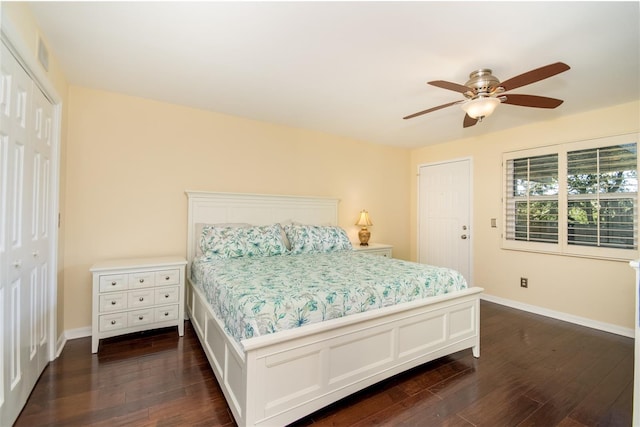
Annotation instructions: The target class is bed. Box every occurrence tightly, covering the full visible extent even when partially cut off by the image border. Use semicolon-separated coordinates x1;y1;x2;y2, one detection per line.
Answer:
185;191;483;427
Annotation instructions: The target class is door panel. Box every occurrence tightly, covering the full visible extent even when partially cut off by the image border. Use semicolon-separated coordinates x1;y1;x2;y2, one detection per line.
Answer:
1;41;33;426
31;85;52;374
418;159;472;283
0;41;54;427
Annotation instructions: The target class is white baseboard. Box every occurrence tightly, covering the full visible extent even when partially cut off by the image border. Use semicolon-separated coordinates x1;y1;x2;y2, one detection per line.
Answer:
55;333;67;358
481;294;634;338
55;326;92;357
66;326;92;340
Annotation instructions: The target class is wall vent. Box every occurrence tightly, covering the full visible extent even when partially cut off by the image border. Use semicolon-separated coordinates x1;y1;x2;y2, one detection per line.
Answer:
37;37;49;72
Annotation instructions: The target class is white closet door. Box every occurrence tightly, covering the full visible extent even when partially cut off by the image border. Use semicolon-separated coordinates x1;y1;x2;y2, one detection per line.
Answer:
30;81;53;376
0;41;54;427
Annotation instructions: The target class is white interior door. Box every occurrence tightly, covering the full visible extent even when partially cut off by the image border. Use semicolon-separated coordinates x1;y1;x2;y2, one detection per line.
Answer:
0;41;54;427
418;159;472;283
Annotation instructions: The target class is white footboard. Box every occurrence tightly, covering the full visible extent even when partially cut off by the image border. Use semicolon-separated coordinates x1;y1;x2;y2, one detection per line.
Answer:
187;278;482;427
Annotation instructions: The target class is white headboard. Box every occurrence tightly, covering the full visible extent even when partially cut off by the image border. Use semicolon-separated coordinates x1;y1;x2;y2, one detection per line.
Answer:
186;191;340;266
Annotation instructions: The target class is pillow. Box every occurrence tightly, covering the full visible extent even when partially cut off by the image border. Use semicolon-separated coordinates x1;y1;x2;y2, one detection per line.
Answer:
284;224;352;254
197;223;251;257
244;224;289;257
200;225;248;259
200;224;288;259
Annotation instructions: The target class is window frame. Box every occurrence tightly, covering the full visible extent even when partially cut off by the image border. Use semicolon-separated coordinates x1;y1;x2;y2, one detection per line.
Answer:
502;133;639;261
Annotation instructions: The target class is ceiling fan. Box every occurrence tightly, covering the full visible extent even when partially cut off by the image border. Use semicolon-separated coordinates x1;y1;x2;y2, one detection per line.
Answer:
403;62;570;128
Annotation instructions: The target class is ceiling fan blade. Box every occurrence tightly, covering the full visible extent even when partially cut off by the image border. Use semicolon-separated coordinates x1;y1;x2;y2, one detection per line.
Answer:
403;100;461;120
499;62;570;92
463;114;478;128
428;80;473;94
503;94;564;109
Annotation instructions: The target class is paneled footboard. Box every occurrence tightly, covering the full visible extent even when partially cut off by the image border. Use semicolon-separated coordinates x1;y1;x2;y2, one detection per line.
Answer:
187;278;483;427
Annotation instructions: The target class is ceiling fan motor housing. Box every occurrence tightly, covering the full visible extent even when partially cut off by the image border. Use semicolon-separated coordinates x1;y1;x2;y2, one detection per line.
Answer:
464;69;502;99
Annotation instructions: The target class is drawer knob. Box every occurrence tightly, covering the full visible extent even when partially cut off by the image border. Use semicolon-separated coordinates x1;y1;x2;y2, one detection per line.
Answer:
138;316;144;320
139;297;144;302
111;282;117;286
164;294;169;298
164;312;169;316
111;301;116;305
139;279;145;283
165;276;170;280
110;320;116;325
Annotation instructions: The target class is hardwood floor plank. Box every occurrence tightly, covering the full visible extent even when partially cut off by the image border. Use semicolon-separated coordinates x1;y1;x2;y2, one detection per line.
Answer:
603;377;635;427
297;378;411;426
146;394;234;426
556;417;590;427
567;351;634;426
14;301;633;427
347;388;446;426
84;409;153;427
394;357;475;397
518;378;601;427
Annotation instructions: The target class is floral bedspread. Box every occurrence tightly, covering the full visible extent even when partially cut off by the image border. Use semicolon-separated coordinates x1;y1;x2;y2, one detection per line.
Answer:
191;251;468;343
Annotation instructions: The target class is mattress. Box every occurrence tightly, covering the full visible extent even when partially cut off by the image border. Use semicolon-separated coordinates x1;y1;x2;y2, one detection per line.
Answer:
191;251;468;343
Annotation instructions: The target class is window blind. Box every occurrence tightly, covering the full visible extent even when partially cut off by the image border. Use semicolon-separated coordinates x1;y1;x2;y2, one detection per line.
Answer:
567;143;637;249
505;154;559;243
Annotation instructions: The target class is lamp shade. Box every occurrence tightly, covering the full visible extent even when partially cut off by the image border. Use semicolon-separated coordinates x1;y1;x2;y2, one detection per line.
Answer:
461;97;501;119
355;210;373;227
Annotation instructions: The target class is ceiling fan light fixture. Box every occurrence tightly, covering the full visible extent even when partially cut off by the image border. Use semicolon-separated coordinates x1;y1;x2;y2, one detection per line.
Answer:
461;97;501;119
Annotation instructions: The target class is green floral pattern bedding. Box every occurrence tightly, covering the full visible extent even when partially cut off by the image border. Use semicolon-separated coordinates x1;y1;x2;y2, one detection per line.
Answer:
191;251;468;343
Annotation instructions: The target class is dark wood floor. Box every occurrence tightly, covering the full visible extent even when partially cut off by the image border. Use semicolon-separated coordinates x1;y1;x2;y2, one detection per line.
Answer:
15;301;633;427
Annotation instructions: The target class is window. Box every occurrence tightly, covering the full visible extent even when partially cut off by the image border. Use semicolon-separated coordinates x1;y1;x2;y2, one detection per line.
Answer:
505;154;559;244
503;134;638;260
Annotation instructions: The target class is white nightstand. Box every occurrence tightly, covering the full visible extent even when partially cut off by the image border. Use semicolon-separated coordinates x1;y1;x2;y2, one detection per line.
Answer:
353;243;393;258
90;256;187;353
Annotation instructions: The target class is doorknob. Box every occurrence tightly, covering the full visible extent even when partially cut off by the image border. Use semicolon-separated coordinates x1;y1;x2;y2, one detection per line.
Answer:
461;235;468;240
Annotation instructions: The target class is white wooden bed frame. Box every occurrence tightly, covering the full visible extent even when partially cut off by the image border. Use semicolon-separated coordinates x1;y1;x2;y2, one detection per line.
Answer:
185;191;483;427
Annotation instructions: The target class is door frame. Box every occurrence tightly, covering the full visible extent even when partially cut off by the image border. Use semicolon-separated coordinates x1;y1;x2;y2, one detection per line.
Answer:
2;20;63;362
417;157;474;286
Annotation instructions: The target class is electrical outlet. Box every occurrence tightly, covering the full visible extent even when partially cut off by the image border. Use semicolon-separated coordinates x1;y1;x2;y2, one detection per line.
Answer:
520;277;528;288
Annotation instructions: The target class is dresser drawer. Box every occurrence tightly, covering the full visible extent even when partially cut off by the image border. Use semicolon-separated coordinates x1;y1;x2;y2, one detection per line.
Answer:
128;271;155;288
365;249;392;257
155;286;180;304
155;269;180;286
127;289;155;309
99;274;128;293
128;308;155;327
155;305;179;322
99;292;127;313
99;312;128;332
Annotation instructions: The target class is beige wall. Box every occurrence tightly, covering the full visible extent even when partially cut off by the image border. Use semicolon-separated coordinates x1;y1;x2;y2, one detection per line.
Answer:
64;86;411;330
2;2;70;334
410;101;640;330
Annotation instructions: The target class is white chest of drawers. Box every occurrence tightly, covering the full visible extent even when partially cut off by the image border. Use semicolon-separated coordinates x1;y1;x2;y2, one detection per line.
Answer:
90;256;187;353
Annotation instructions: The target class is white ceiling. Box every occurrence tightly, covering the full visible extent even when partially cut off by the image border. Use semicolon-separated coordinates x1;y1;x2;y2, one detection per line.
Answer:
28;1;639;148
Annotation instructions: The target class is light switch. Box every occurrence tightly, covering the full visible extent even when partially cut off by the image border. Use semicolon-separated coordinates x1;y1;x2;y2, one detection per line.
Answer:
491;218;497;228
